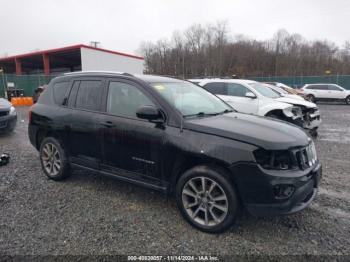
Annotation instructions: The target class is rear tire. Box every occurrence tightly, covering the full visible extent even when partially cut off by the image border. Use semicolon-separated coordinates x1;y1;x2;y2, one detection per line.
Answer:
39;137;70;181
175;165;239;233
307;94;316;103
346;96;350;105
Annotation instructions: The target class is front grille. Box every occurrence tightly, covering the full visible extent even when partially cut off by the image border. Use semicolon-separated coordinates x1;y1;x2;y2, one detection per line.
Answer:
295;142;317;170
0;111;9;117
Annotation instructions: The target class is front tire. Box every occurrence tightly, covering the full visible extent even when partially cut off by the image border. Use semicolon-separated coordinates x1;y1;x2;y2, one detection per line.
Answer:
346;96;350;105
39;137;70;181
307;94;316;103
175;165;239;233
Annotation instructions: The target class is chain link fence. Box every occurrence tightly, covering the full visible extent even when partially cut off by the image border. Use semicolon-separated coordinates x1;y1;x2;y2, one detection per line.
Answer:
0;74;56;98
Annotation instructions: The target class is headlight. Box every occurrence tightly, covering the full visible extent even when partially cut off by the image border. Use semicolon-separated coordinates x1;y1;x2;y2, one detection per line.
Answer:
283;106;302;119
9;106;16;115
254;148;297;170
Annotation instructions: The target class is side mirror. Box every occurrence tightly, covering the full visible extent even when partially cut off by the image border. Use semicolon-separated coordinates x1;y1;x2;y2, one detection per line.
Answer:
245;92;256;99
136;105;164;123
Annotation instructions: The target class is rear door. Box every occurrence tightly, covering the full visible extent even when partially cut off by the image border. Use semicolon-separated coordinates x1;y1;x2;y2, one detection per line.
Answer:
99;78;166;186
312;85;329;98
66;78;105;169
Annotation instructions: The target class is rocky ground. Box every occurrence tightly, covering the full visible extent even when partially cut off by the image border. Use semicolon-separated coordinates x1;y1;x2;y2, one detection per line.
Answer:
0;104;349;258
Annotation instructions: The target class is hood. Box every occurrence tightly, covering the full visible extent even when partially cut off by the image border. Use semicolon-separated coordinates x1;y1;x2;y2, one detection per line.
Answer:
184;112;310;150
275;96;317;108
0;98;11;110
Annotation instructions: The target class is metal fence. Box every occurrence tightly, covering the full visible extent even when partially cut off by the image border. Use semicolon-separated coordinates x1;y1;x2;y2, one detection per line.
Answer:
249;75;350;89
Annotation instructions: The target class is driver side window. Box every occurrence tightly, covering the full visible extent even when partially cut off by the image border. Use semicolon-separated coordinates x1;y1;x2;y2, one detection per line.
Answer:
226;83;249;97
107;82;155;119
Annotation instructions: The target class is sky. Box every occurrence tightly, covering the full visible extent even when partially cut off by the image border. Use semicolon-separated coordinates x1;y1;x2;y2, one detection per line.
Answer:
1;0;349;57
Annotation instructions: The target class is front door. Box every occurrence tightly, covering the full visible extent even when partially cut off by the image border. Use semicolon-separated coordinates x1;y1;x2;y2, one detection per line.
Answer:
219;83;259;114
100;79;165;185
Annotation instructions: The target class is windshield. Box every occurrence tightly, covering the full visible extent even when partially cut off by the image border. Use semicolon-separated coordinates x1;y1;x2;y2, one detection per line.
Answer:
249;83;281;98
150;81;233;117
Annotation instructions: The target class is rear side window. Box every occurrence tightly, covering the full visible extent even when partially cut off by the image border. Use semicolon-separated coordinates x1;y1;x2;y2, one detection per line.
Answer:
52;82;69;105
226;83;249;97
203;82;226;95
107;81;154;118
307;85;328;90
75;80;102;111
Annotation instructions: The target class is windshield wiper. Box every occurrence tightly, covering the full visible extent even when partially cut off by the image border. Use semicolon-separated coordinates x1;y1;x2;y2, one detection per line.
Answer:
184;109;234;118
218;109;234;114
183;112;220;118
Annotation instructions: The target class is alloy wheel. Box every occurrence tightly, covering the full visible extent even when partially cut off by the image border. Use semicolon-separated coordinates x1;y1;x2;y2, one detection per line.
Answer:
182;176;228;227
41;143;61;177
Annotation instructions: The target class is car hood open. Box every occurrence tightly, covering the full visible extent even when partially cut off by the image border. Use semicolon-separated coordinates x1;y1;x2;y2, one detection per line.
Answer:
184;112;310;150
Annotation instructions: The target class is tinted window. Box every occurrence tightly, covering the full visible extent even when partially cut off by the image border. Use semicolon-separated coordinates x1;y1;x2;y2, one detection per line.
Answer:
307;85;328;90
107;82;154;118
328;85;341;91
203;82;226;95
226;83;249;97
52;82;69;105
75;80;102;111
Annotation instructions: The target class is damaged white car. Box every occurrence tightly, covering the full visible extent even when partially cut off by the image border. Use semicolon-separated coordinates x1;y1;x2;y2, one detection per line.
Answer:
195;79;321;136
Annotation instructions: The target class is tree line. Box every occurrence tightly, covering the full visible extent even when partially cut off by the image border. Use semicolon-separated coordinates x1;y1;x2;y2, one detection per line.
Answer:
139;22;350;79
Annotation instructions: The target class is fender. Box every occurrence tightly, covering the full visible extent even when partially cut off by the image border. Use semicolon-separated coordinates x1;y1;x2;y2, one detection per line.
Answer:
257;101;292;116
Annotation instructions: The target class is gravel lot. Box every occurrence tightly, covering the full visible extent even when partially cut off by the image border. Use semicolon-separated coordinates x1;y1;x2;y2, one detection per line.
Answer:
0;104;350;257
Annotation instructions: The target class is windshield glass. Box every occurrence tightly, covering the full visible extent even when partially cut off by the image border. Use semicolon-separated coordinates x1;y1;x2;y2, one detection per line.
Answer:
249;83;281;98
150;81;233;117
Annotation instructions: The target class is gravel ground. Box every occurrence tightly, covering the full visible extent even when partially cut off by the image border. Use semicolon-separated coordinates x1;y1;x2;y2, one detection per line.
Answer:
0;104;349;257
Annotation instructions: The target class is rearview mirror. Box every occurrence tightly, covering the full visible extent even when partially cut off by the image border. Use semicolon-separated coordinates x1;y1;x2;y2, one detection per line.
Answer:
245;92;256;99
136;105;164;123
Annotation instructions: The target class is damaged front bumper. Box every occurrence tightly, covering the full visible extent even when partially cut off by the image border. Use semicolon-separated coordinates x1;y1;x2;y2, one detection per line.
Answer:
303;109;321;130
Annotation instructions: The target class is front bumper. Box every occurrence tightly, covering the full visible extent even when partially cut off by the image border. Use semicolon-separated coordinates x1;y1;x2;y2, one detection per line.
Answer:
230;162;322;217
303;111;321;130
0;115;17;133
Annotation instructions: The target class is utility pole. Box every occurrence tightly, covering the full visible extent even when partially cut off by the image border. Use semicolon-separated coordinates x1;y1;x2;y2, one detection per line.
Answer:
0;68;6;98
90;41;100;48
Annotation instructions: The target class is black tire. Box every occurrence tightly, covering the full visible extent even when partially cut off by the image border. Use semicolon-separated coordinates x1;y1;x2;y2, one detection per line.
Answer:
346;96;350;105
307;94;316;103
175;165;239;233
39;137;70;181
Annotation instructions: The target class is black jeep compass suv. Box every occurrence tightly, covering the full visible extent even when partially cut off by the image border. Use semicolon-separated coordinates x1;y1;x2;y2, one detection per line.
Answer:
28;72;322;233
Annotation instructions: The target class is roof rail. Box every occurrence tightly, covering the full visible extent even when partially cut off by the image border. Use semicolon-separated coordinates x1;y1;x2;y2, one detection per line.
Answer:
63;71;134;77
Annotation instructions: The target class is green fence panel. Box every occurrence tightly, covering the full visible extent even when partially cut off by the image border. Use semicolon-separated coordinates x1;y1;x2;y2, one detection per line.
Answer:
250;75;350;90
0;74;56;98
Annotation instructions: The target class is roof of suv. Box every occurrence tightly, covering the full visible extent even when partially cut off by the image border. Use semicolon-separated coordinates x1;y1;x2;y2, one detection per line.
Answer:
61;71;184;83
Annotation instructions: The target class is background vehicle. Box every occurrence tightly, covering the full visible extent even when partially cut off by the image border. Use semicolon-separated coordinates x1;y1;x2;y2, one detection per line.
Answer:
28;72;321;233
196;79;316;134
302;84;350;104
264;83;305;101
0;98;17;133
265;82;308;100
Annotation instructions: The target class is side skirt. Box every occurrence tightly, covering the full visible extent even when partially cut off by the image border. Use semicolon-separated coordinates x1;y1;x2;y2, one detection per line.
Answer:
70;163;169;193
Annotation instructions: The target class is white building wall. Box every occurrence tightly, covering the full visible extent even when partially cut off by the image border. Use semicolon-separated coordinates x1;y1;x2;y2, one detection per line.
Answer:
80;47;144;74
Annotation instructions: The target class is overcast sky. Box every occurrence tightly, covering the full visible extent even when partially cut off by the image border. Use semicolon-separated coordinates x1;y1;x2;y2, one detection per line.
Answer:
1;0;349;57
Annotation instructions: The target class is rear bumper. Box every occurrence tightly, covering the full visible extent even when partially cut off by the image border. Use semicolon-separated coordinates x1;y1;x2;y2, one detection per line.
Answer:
0;115;17;133
230;162;322;217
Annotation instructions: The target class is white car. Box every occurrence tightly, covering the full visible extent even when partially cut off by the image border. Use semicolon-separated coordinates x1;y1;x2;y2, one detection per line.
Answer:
194;79;321;135
302;83;350;104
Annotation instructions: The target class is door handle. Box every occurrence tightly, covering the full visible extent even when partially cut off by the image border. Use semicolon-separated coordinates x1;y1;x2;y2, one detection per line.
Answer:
100;121;115;128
